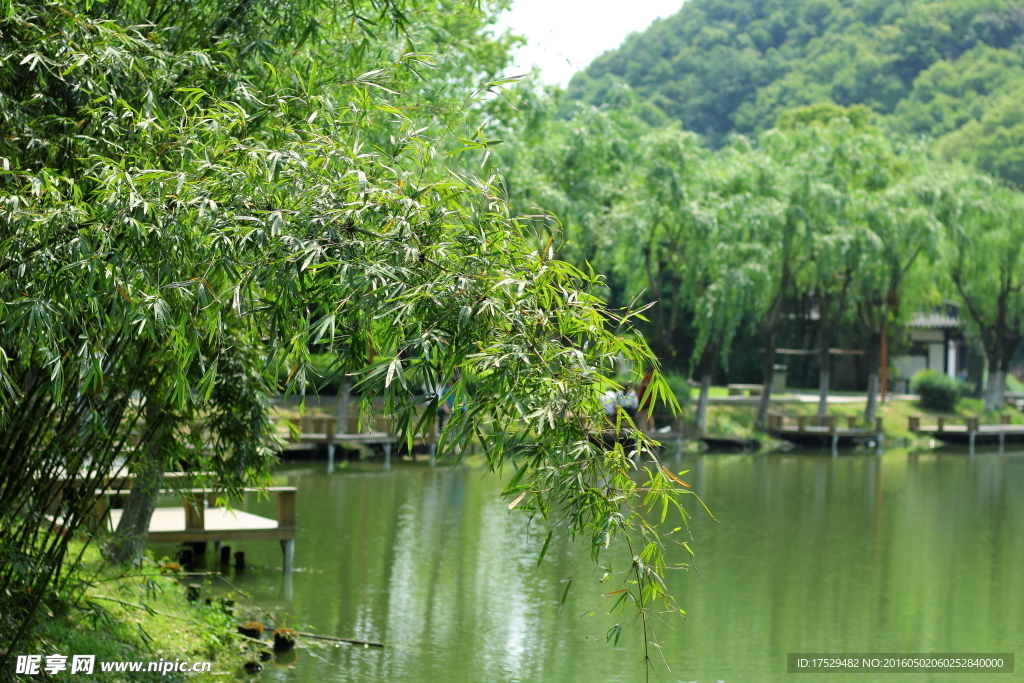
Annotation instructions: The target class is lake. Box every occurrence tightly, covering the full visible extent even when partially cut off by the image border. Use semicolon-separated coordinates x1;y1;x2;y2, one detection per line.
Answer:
194;448;1024;682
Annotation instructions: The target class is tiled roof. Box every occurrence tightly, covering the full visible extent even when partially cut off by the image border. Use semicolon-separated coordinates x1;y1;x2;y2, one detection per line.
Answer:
909;311;959;329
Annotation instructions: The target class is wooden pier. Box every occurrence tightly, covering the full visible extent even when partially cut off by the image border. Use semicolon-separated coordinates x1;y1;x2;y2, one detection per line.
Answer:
100;487;297;572
767;413;883;455
281;415;436;470
699;435;762;451
908;414;1024;454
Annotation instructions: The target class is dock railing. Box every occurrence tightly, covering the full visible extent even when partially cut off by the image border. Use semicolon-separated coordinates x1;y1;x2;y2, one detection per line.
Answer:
768;411;884;455
908;413;1015;454
281;411;442;470
907;413;1011;432
768;412;883;434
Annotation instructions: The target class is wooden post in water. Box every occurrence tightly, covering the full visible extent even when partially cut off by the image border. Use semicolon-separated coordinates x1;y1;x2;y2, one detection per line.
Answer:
184;492;205;531
429;413;438;467
828;415;838;457
277;489;296;527
280;539;295;574
966;416;979;457
875;418;884;455
879;317;888;404
326;417;336;474
276;489;297;575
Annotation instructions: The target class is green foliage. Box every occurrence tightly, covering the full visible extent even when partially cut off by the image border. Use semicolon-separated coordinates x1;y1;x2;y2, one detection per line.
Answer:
0;0;692;666
566;0;1024;183
662;372;693;408
933;86;1024;185
776;103;874;130
926;167;1024;408
503;88;966;428
507;69;1024;423
37;545;257;682
911;369;962;412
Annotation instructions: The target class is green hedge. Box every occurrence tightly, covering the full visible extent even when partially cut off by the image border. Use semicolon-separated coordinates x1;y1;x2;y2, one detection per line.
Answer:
911;370;969;412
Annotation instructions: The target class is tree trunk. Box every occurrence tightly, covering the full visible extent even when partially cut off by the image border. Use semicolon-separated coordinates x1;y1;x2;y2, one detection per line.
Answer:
755;334;776;431
695;372;712;436
817;361;830;418
864;334;881;423
694;345;716;435
864;372;879;424
334;379;351;435
756;266;789;431
817;323;833;418
104;401;165;566
985;368;1006;412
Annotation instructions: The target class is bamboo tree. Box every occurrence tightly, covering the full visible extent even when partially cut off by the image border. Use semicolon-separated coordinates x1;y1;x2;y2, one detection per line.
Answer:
0;0;694;663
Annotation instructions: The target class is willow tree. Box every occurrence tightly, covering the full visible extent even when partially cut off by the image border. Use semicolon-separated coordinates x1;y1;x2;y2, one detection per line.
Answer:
608;128;709;364
759;107;937;425
850;196;937;421
0;0;694;665
804;227;857;417
499;88;645;274
931;171;1024;411
684;140;775;434
747;130;807;430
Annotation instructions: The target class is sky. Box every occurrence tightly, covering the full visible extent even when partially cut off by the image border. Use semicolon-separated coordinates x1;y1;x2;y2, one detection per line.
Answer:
493;0;685;87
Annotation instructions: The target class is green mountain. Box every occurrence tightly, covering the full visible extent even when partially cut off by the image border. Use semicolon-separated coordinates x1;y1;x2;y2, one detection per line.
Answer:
567;0;1024;183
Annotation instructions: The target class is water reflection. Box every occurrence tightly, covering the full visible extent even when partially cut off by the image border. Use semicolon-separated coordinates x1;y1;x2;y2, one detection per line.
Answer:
188;449;1024;683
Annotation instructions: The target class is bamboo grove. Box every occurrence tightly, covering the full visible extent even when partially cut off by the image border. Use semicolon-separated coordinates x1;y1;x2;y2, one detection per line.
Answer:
0;0;694;669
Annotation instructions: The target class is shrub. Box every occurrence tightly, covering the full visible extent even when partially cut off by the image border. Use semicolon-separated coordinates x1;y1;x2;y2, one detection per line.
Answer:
911;370;961;412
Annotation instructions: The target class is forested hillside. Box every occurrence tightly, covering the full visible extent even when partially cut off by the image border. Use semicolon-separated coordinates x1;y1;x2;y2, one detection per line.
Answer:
567;0;1024;183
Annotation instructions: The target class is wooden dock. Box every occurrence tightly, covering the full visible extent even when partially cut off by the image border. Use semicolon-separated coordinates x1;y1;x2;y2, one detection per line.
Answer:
101;487;298;572
908;414;1024;453
281;415;436;470
699;435;762;452
767;413;883;455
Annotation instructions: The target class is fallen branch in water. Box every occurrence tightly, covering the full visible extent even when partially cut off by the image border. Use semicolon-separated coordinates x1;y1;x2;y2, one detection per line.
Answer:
295;631;384;648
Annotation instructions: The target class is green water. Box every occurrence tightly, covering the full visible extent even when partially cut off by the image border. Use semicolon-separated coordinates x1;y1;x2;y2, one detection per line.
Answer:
197;449;1024;682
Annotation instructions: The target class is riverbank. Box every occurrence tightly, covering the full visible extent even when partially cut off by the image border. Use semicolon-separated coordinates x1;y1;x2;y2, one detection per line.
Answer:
267;388;1023;453
702;393;1024;443
27;544;261;681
